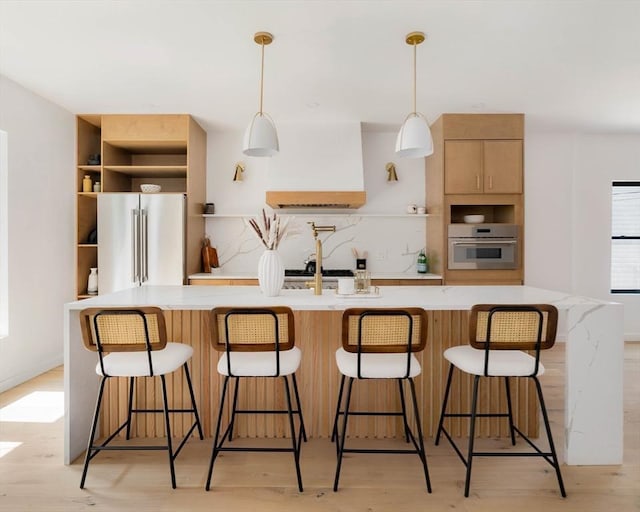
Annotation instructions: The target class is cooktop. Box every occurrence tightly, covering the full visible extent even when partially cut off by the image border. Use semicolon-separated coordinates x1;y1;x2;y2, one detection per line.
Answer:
285;269;354;277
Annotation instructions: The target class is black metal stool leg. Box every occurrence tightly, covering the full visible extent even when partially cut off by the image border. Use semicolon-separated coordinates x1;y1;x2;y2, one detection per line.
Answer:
160;375;176;489
291;373;307;443
80;376;107;489
283;376;304;492
398;379;411;443
504;376;516;446
125;377;135;440
205;376;230;491
333;377;354;492
183;362;204;439
331;374;346;443
409;378;432;492
464;375;481;497
534;376;567;497
435;363;455;445
228;377;240;441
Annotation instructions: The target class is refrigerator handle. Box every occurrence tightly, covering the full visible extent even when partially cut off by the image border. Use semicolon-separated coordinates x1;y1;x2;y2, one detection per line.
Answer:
132;209;140;284
141;209;148;282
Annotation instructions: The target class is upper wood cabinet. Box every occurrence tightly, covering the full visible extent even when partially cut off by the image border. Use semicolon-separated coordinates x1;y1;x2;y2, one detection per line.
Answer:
444;139;523;194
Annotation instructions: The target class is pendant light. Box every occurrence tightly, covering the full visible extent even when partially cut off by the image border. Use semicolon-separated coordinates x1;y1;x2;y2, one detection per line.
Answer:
395;31;433;158
243;31;279;157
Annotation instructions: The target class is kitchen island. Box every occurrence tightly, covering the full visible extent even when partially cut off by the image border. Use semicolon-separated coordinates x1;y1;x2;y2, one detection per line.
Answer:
64;285;623;467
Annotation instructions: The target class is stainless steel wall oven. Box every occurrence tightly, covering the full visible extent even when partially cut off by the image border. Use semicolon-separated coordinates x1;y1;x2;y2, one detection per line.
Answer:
448;224;519;270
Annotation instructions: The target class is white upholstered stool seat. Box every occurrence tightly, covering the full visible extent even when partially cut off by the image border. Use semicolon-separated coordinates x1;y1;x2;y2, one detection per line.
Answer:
217;347;301;376
335;347;422;378
96;342;194;377
443;345;545;377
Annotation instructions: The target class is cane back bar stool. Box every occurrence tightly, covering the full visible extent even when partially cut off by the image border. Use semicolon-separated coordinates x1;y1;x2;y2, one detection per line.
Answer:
78;307;203;489
435;304;566;497
332;308;431;492
205;306;307;492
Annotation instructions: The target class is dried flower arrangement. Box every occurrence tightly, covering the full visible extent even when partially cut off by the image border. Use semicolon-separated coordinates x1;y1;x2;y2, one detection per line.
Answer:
246;209;291;250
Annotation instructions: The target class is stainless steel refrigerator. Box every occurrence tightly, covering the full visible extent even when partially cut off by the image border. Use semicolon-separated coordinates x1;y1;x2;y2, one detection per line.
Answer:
97;193;186;294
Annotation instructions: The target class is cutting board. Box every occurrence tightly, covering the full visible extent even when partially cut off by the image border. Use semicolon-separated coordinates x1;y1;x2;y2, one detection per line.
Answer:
202;238;219;272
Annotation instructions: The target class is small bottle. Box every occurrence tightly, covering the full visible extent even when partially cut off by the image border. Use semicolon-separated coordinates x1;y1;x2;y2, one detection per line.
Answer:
82;175;92;192
93;181;101;193
417;250;428;274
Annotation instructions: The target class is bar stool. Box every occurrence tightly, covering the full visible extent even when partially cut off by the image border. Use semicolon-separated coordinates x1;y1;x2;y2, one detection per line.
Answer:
332;307;431;492
205;306;306;492
435;304;566;497
78;307;203;489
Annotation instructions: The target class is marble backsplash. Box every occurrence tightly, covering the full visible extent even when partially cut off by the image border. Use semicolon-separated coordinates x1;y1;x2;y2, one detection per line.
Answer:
205;214;428;274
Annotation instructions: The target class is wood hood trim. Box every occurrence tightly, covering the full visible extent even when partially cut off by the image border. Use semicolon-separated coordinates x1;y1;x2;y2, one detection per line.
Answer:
266;191;366;209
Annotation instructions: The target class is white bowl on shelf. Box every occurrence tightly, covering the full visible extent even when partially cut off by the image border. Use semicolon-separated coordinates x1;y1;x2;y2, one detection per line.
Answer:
140;184;161;193
463;214;485;224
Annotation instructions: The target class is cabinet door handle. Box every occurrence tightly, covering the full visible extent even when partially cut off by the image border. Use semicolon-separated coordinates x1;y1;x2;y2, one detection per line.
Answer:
488;175;493;189
476;175;481;190
131;209;139;283
141;210;148;282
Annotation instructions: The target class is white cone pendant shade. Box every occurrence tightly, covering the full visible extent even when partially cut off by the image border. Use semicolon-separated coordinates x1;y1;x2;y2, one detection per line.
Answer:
395;113;433;158
243;113;279;157
243;31;278;158
396;31;433;158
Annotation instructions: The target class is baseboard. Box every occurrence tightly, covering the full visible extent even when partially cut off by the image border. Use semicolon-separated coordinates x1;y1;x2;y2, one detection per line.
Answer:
0;354;63;393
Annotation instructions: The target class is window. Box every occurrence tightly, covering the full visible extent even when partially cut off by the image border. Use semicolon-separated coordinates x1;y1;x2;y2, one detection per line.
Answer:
0;130;7;336
611;181;640;293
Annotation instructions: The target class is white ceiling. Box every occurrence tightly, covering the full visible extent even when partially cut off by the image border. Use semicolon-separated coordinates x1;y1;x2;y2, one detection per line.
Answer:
1;0;639;134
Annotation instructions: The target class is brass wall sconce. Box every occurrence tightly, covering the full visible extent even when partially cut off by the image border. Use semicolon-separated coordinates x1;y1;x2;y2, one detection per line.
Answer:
233;162;245;182
386;162;398;181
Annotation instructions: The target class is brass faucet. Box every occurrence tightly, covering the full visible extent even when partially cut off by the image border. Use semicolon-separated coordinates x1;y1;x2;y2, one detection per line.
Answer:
305;222;336;295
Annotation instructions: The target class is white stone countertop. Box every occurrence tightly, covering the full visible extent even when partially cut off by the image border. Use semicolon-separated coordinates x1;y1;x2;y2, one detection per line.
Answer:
65;284;614;311
188;272;443;280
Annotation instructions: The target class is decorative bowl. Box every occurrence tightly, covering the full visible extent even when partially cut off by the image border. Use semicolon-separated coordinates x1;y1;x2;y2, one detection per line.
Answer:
140;184;161;193
463;214;485;224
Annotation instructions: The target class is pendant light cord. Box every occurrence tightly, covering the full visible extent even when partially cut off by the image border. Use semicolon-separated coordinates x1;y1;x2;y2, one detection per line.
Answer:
259;38;265;115
412;40;417;115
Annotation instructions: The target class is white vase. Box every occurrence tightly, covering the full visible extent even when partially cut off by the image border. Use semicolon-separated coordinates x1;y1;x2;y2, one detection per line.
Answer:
87;267;98;295
257;249;284;297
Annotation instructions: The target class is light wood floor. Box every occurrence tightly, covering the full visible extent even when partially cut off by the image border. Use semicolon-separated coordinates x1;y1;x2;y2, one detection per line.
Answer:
0;344;638;512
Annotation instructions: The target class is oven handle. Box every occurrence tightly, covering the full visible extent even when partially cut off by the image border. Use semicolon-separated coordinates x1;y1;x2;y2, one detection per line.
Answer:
451;240;517;246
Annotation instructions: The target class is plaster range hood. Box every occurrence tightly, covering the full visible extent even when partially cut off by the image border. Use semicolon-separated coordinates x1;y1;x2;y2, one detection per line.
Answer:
265;122;366;209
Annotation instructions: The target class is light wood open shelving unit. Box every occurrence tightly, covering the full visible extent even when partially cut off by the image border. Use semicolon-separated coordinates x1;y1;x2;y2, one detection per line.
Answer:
75;114;206;299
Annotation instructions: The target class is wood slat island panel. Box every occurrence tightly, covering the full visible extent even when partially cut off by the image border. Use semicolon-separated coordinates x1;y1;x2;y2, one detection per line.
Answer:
98;310;538;439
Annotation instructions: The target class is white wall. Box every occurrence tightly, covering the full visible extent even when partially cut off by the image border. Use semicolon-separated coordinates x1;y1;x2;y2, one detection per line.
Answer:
523;131;576;291
0;75;75;392
525;130;640;340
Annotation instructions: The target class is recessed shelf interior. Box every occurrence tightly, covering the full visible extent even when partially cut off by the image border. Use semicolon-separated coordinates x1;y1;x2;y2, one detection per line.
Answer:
450;204;516;224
